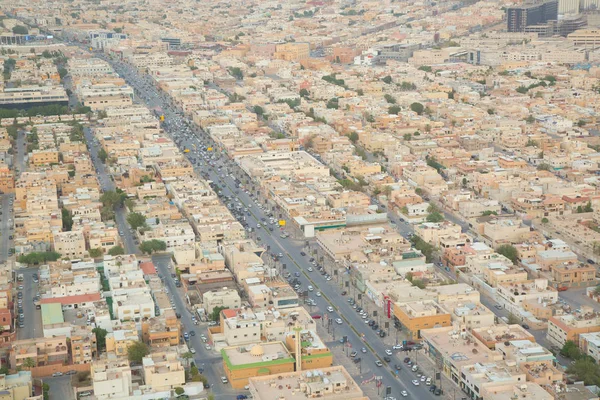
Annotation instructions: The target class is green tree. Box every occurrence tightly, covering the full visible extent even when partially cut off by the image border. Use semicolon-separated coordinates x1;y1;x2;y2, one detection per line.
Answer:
253;105;264;116
12;25;28;35
98;148;108;162
175;387;184;396
561;340;582;360
210;306;228;321
0;366;8;375
403;133;412;141
17;251;61;265
507;313;520;325
537;163;551;171
388;105;401;115
326;98;339;109
541;217;549;224
93;327;108;352
22;357;35;368
418;66;432;73
108;245;125;256
42;383;50;400
410;235;435;263
381;75;392;84
61;208;73;231
384;94;396;104
410;102;424;115
228;67;243;80
89;248;103;258
584;201;593;213
349;132;359;143
127;212;147;230
127;341;149;363
426;211;444;223
412;279;426;289
481;210;497;216
567;358;600;386
140;240;167;254
299;88;309;98
496;244;518;264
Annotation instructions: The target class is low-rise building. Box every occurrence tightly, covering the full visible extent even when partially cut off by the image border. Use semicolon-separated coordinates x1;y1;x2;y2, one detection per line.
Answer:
221;342;295;389
393;300;452;339
248;366;367;400
547;306;600;347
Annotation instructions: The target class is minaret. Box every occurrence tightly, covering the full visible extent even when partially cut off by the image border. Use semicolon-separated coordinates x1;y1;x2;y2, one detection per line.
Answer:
294;326;303;372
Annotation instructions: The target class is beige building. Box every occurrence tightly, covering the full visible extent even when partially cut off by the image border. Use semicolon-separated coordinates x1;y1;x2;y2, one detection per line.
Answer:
52;231;87;259
202;288;241;316
142;352;185;392
248;366;368;400
91;358;132;400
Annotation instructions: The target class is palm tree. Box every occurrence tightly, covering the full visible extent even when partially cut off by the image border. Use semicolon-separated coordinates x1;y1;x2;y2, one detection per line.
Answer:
181;352;193;367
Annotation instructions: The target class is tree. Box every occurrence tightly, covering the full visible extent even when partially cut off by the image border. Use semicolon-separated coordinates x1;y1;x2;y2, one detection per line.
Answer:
98;148;108;162
462;177;468;187
229;67;243;80
384;94;396;104
481;210;497;216
507;313;520;325
17;251;61;265
181;351;193;366
127;341;149;363
426;212;444;223
561;340;582;360
0;366;8;375
412;279;426;289
567;358;600;386
140;240;167;254
42;383;49;400
299;88;309;98
349;132;359;143
175;387;185;396
58;67;68;79
410;235;435;263
12;26;28;35
577;119;586;127
526;115;535;124
381;75;392;84
415;187;423;196
93;327;108;352
584;201;593;213
127;212;147;230
22;358;35;368
210;306;227;321
326;98;339;109
537;163;552;171
541;217;549;224
62;208;73;231
497;244;518;264
108;245;125;256
410;102;424;115
403;133;412;141
89;248;103;258
418;66;432;73
388;105;401;115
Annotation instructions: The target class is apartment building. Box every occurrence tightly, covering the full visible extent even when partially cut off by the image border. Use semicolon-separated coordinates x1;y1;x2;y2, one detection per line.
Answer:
52;231;86;259
248;366;367;400
550;262;596;287
10;336;69;368
202;288;241;316
70;325;97;364
91;358;133;400
393;300;452;339
547;306;600;347
142;352;185;392
580;331;600;363
141;311;180;349
496;279;558;315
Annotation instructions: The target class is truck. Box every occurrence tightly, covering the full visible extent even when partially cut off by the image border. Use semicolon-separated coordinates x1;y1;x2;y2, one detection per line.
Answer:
17;274;23;282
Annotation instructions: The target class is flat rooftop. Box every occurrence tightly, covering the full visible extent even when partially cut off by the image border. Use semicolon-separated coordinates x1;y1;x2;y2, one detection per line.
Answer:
222;342;293;369
249;366;367;400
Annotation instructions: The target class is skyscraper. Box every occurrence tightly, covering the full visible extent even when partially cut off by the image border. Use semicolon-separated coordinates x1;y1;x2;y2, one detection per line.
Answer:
507;0;559;32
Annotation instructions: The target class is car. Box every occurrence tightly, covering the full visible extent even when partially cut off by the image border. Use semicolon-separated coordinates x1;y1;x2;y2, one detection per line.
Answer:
66;370;77;375
221;376;229;384
205;344;212;350
335;318;342;324
375;360;383;367
401;391;408;397
341;291;347;295
426;378;432;385
380;331;386;338
52;372;63;377
393;344;403;350
353;357;361;364
350;351;358;358
327;306;334;312
522;324;530;329
412;379;420;386
404;357;411;363
315;292;321;297
384;356;391;362
420;375;426;382
495;305;503;310
429;385;437;392
190;347;196;354
190;331;196;336
385;349;392;356
434;389;442;396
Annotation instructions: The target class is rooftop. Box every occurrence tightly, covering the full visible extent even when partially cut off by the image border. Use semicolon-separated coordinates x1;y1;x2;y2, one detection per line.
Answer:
221;342;294;370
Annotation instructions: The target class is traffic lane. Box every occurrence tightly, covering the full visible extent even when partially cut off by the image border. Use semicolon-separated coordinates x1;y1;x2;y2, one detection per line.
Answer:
0;195;13;262
152;255;228;394
18;267;40;340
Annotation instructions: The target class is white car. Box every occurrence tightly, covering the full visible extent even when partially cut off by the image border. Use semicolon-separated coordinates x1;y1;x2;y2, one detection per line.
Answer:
315;292;321;297
385;349;393;356
401;391;408;397
190;347;196;354
327;306;334;312
335;318;343;324
393;344;403;350
412;379;420;386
